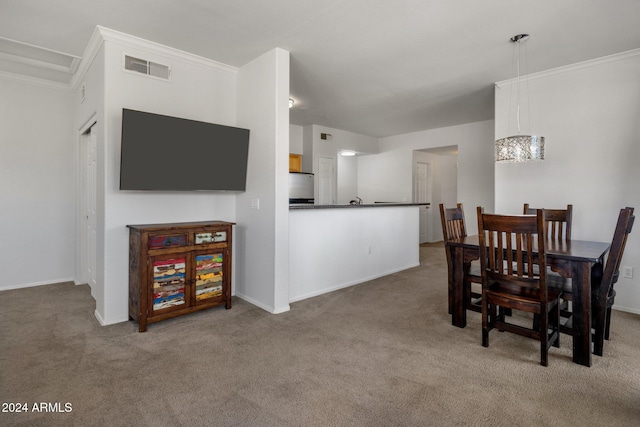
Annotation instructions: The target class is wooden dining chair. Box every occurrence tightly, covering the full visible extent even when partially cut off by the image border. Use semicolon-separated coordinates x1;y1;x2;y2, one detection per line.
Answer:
523;203;573;241
439;203;482;314
477;207;562;366
524;204;573;326
551;207;635;356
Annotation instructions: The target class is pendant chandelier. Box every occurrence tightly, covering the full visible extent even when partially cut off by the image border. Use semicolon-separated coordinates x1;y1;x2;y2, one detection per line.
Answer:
495;34;544;163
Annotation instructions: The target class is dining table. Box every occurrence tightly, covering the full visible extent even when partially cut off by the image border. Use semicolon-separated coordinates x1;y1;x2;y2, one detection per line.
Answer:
446;235;610;367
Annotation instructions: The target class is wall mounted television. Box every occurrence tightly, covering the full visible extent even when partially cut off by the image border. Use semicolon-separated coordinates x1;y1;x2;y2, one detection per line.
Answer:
119;108;250;191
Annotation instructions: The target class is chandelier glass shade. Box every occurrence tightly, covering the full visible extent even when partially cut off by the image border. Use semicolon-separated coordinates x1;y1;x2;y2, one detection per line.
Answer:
495;34;544;163
495;135;544;162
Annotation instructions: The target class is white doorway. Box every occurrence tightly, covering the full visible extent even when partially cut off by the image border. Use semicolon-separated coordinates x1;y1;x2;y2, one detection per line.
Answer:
414;146;458;242
318;156;335;205
414;161;431;244
79;121;97;296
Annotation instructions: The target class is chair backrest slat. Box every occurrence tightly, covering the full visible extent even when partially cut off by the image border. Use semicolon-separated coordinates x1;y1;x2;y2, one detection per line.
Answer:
596;208;635;305
523;203;573;241
478;207;546;297
440;203;468;241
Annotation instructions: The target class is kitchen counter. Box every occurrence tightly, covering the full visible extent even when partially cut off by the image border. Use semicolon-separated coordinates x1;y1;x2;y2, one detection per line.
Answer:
289;202;429;210
288;203;422;303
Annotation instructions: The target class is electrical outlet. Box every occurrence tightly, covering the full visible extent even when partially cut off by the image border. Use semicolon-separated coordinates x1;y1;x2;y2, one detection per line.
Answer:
250;198;260;210
622;266;633;279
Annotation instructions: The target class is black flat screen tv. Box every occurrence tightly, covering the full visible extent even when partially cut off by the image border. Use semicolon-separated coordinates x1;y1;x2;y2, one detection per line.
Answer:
119;109;250;191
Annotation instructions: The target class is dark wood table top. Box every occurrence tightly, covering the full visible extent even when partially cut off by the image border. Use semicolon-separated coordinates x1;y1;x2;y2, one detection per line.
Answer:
446;235;610;263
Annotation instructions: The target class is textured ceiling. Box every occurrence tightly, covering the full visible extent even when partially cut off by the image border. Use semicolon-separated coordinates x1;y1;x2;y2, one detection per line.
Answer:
2;0;640;137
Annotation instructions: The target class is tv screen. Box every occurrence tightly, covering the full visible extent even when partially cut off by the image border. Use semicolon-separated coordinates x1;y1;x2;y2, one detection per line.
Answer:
120;109;250;191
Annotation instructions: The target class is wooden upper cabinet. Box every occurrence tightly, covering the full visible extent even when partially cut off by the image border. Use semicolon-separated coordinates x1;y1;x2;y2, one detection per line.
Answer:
289;154;302;172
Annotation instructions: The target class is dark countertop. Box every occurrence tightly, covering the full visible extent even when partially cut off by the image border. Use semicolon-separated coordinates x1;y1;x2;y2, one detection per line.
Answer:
289;202;429;210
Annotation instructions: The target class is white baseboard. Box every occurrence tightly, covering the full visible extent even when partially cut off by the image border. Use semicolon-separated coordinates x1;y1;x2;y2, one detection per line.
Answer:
94;309;107;326
289;262;420;303
613;305;640;316
233;292;290;314
0;278;75;292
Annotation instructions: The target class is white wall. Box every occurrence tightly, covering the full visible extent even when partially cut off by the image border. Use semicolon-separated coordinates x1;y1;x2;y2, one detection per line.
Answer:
302;125;314;173
3;28;292;324
74;41;106;317
360;120;495;235
236;48;291;314
308;124;379;156
412;150;458;242
337;154;359;204
426;152;459;242
439;154;458;208
289;206;420;302
289;124;303;154
495;50;640;314
0;79;75;290
74;28;241;324
306;124;379;204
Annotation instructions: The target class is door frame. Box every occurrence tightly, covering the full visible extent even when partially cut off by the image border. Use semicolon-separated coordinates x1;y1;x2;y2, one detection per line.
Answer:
76;114;97;288
317;156;336;205
414;161;432;243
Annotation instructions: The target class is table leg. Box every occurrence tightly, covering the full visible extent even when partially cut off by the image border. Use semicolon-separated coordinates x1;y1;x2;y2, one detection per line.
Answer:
572;261;592;367
451;245;466;328
591;261;606;356
592;303;606;356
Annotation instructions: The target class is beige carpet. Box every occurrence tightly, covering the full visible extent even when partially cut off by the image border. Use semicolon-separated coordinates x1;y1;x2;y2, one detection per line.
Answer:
1;243;640;426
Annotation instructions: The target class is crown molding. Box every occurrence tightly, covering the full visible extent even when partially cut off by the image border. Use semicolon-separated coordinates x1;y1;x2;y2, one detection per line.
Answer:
69;26;105;90
495;47;640;88
0;70;73;92
96;26;239;74
0;51;77;74
70;26;239;91
5;26;241;91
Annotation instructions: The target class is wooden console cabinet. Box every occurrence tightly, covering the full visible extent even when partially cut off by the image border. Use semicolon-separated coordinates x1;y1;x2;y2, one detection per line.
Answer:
127;221;234;332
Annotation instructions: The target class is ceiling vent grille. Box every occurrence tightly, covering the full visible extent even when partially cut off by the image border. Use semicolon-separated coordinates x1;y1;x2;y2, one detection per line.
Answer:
124;55;170;80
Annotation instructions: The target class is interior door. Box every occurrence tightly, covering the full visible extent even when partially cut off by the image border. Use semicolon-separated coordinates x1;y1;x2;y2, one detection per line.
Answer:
318;156;335;205
83;125;98;294
414;161;431;243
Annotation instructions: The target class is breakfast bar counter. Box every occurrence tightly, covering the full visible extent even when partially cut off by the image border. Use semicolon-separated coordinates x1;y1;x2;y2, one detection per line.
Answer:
289;202;428;210
288;203;428;302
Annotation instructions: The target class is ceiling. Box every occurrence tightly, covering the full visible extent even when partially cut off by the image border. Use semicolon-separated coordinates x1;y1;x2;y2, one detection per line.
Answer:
2;0;640;138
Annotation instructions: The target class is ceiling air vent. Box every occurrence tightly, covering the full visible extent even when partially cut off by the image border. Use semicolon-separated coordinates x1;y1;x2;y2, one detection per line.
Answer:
124;55;170;80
